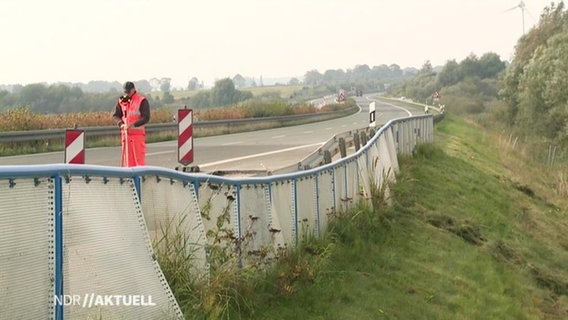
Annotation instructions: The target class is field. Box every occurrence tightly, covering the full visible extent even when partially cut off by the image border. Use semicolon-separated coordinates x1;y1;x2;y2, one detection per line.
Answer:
155;85;304;100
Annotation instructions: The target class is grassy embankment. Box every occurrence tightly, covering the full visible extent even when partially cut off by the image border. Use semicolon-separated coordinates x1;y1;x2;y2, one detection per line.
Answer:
162;113;568;319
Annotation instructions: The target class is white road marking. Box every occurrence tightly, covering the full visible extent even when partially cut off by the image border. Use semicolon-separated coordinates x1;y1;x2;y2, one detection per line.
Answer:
303;131;313;134
221;141;243;146
146;150;174;156
200;143;323;168
272;135;286;139
325;127;333;130
385;102;413;116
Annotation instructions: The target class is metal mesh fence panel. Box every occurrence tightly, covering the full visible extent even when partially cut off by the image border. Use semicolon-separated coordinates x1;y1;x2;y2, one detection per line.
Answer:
316;170;335;236
346;159;359;210
0;178;54;320
197;182;238;244
357;153;372;201
238;183;272;259
401;120;412;154
140;177;208;276
62;176;182;319
295;177;317;242
377;134;395;183
367;142;383;187
333;165;348;213
269;180;295;247
384;128;400;175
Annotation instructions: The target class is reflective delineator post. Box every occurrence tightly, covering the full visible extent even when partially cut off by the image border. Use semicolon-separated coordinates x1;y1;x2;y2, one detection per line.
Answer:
64;128;85;164
369;101;376;128
178;108;193;165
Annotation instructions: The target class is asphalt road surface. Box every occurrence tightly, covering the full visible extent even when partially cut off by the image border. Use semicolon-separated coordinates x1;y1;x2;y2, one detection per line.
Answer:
0;96;422;172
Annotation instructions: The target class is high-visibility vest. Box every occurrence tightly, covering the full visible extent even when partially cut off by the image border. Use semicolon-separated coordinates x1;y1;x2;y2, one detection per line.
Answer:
118;92;146;135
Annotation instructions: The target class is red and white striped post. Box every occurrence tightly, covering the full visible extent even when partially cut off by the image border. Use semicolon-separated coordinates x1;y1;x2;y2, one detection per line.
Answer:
64;129;85;164
177;108;193;166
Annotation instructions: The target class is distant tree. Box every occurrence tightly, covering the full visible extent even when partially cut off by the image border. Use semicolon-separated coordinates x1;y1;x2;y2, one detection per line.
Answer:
323;69;346;85
210;78;235;106
478;53;506;79
10;84;22;94
419;61;434;75
403;67;419;77
134;80;152;93
353;64;371;80
162;91;175;104
304;70;323;86
159;78;171;92
437;59;462;87
389;64;403;77
459;54;481;78
19;83;48;111
83;80;117;92
391;61;437;102
232;74;246;88
210;78;252;107
288;77;300;85
187;77;199;91
190;91;211;108
371;64;391;79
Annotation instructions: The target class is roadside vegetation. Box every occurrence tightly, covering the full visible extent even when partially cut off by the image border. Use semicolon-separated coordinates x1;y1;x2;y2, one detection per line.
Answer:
0;99;353;132
155;112;568;319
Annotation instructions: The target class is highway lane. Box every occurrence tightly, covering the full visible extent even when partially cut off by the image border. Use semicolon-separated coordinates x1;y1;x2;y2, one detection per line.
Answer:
0;96;422;171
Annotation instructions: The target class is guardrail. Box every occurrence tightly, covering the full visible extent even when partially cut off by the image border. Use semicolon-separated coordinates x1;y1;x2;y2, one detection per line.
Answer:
0;106;359;143
0;113;433;319
273;126;379;174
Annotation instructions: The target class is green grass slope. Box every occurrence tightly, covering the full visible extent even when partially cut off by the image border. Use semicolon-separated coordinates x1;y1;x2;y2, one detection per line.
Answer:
248;115;568;320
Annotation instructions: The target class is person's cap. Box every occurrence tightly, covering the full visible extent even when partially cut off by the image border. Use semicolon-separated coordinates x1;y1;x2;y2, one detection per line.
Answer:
123;81;135;92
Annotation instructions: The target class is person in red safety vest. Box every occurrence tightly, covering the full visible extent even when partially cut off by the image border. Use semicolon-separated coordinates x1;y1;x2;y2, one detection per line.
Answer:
112;81;151;167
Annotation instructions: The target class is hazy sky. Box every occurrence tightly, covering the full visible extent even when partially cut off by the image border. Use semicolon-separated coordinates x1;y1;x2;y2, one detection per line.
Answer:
0;0;553;88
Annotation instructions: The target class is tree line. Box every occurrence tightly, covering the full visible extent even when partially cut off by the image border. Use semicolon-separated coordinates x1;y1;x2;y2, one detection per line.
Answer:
499;2;568;143
0;61;419;114
388;52;507;112
0;84;170;114
390;2;568;148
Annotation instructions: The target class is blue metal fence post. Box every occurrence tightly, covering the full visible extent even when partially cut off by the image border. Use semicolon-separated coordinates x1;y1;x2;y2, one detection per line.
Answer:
331;169;336;214
344;165;348;205
355;159;360;204
235;184;243;268
235;184;241;239
133;175;141;202
192;181;199;199
293;178;298;244
54;175;64;320
315;175;320;238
